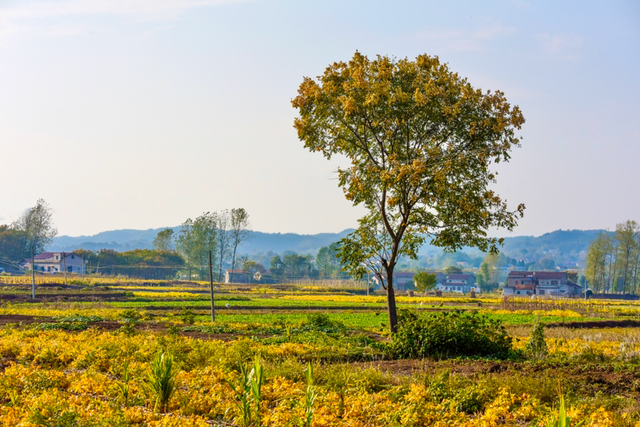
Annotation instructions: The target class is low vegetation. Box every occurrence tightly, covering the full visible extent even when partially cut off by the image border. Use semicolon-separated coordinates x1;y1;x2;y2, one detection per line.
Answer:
0;280;639;425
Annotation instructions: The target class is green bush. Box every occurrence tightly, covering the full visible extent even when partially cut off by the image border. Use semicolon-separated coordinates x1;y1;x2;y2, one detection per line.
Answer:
390;310;512;359
302;313;347;334
525;320;548;360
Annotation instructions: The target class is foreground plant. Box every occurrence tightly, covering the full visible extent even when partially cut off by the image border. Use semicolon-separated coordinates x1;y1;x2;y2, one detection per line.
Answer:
296;362;318;427
543;385;584;427
116;360;131;407
146;352;176;413
226;357;264;426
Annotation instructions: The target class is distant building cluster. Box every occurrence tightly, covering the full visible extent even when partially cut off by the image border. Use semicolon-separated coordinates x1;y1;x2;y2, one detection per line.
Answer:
503;271;581;297
21;252;85;274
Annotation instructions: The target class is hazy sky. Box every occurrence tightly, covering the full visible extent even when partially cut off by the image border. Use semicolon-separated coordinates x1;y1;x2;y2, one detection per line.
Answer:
1;0;639;238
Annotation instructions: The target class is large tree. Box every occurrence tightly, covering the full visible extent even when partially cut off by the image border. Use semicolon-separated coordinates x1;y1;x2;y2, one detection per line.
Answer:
175;213;218;280
229;208;251;274
13;199;57;298
293;52;525;332
152;228;175;252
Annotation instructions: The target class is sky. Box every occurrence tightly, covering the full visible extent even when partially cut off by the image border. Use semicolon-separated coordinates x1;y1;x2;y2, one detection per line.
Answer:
0;0;639;238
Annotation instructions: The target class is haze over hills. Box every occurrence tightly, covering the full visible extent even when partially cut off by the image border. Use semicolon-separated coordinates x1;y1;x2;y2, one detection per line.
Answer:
48;228;356;256
47;227;605;265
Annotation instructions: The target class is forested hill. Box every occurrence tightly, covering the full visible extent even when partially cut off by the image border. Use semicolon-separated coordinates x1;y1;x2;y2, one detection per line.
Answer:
498;229;605;264
47;227;605;263
48;228;355;255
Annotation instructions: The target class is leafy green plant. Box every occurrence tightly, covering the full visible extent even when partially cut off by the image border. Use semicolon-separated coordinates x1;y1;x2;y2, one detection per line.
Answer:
146;352;176;413
526;319;548;360
226;358;264;426
251;358;264;426
303;313;347;334
118;309;142;336
116;360;131;407
180;308;196;325
544;388;584;427
296;362;318;427
390;310;512;359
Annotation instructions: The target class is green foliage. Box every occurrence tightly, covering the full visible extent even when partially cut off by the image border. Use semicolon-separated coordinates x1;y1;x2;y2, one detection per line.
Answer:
296;363;318;427
414;271;437;293
175;212;218;280
146;352;176;413
390;310;512;359
116;360;131;407
443;265;463;275
180;308;196;325
526;320;548;360
152;228;175;252
303;313;347;334
118;309;141;336
293;52;525;333
544;389;584;427
0;224;28;263
226;358;264;427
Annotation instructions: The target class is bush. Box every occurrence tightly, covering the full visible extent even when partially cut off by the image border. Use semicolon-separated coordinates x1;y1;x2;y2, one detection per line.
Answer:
525;320;548;360
303;313;347;334
390;310;512;359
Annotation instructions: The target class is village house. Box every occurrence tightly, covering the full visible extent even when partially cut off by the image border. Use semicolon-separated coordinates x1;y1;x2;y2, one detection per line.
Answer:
503;271;581;297
21;252;84;274
436;273;479;294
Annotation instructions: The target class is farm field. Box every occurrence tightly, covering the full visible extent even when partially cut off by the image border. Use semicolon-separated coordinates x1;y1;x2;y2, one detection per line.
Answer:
1;278;640;426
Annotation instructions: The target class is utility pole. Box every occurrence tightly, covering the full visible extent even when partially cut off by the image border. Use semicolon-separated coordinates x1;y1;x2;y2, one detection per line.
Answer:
209;250;215;322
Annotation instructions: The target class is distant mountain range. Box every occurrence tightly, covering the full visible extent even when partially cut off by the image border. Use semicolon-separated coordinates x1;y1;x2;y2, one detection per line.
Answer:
48;228;355;255
47;227;605;265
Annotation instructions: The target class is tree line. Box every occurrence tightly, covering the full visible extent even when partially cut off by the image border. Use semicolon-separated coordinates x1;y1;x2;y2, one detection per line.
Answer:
585;220;640;294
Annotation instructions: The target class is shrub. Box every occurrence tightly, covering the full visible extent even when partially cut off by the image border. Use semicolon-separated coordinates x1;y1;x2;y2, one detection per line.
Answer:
525;320;548;360
303;313;346;334
180;308;196;325
390;310;512;359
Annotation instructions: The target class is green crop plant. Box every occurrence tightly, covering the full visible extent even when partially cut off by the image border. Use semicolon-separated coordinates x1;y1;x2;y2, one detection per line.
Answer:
226;357;264;426
146;352;176;413
116;360;131;407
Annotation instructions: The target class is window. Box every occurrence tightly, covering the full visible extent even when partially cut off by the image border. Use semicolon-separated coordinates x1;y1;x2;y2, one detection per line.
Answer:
71;255;75;259
551;280;558;285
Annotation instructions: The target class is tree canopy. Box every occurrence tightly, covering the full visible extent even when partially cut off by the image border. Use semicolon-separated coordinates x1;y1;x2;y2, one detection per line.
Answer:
293;52;525;332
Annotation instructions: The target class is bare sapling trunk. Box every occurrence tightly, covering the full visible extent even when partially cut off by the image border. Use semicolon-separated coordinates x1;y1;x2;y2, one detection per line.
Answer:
209;251;215;322
31;246;35;299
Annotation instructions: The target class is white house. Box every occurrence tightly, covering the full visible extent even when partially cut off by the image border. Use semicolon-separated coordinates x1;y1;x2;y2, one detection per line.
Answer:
503;271;581;297
22;252;84;274
436;273;479;294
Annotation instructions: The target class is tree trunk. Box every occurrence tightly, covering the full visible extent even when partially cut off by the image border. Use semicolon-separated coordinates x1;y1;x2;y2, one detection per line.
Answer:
231;244;238;277
31;246;36;299
385;267;398;334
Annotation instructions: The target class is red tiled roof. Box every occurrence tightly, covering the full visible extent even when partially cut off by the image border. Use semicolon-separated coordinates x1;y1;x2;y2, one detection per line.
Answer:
533;272;565;278
34;252;56;260
448;274;473;279
508;271;531;276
